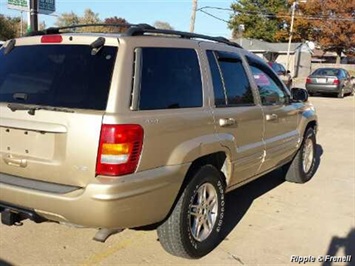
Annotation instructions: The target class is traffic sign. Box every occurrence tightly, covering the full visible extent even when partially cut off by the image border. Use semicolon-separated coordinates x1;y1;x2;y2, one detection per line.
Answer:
38;0;55;15
7;0;55;15
7;0;29;12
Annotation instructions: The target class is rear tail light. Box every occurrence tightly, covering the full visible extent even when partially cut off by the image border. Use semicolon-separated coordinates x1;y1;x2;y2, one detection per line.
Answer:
333;79;340;85
41;35;63;43
96;124;144;176
306;77;311;84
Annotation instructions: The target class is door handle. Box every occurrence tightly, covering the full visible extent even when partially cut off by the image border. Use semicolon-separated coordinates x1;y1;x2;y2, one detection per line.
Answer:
219;118;236;127
266;114;278;121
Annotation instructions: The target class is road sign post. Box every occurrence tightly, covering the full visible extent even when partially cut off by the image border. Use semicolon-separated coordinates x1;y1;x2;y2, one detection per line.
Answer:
7;0;55;33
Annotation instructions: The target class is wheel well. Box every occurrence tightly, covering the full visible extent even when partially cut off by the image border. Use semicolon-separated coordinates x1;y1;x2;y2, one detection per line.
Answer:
305;120;317;134
184;152;227;185
159;152;228;226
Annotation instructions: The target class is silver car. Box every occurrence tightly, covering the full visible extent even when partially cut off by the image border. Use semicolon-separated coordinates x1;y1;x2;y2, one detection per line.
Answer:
306;68;354;98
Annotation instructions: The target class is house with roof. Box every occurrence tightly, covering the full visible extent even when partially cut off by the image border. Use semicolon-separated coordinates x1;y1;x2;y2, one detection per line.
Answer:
231;38;313;78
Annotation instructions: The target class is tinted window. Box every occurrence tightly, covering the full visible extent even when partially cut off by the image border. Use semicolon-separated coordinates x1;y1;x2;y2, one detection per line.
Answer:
0;45;117;110
312;68;339;76
250;65;287;105
138;48;202;110
270;63;286;74
207;51;226;106
207;50;254;106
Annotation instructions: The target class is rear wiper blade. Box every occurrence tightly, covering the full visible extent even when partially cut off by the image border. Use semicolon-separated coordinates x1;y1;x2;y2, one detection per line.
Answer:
7;103;74;115
3;39;16;55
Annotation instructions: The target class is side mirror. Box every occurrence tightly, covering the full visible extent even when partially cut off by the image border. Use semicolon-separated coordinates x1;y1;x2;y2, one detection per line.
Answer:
291;87;309;102
287;70;291;74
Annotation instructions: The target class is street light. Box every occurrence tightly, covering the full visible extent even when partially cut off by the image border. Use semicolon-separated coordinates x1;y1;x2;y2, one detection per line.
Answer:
286;0;307;71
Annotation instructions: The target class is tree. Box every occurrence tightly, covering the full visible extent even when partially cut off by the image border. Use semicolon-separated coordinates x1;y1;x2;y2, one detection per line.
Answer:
80;8;100;24
274;1;313;42
103;16;129;33
299;0;355;64
0;15;16;40
229;0;288;42
0;15;30;39
55;11;79;27
55;9;103;32
153;21;174;30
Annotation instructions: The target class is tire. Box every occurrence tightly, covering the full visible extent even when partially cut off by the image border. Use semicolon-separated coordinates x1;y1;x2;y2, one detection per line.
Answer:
337;87;345;98
284;128;317;183
157;165;226;258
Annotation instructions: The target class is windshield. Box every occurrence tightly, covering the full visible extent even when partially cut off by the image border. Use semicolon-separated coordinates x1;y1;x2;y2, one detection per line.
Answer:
0;44;117;110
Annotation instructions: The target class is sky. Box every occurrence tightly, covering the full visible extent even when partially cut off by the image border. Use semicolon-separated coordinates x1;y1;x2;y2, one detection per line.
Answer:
0;0;235;38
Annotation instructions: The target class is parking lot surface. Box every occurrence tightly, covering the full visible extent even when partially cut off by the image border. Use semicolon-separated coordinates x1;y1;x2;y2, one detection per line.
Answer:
0;96;354;265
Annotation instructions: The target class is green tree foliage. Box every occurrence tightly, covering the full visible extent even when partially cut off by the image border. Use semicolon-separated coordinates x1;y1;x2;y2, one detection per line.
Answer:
0;15;16;40
0;15;31;39
229;0;288;42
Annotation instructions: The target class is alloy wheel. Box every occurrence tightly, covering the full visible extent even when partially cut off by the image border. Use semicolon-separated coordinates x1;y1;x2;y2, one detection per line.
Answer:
189;183;218;242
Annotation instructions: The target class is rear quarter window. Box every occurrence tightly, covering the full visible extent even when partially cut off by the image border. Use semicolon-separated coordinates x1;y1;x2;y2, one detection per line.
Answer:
138;48;203;110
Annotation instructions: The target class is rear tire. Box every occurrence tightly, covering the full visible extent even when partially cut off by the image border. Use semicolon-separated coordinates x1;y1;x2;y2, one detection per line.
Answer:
284;128;317;183
337;87;345;98
157;165;226;258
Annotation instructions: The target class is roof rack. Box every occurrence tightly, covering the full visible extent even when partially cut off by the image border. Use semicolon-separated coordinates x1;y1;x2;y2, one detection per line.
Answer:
26;23;242;49
125;26;242;48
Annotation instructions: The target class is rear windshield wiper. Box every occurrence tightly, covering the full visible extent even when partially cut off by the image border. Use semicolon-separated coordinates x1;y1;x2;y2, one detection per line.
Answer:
7;103;74;115
3;39;16;55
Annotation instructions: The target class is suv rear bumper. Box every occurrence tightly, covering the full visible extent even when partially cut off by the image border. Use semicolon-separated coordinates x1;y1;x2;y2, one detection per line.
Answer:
0;164;188;228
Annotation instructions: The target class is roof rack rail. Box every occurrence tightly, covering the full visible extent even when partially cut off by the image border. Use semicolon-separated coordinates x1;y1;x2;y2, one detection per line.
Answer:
26;23;155;36
125;27;242;48
25;23;242;49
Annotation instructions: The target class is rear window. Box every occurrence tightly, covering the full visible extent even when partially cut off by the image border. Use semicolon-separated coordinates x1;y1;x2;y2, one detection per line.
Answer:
312;68;339;76
0;45;117;110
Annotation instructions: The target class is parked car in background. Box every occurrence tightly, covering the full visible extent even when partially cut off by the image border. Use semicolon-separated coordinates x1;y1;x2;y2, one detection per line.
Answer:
306;68;354;98
268;62;293;89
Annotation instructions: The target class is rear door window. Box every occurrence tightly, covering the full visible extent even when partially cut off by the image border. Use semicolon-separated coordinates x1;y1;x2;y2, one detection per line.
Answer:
207;50;254;107
0;45;117;110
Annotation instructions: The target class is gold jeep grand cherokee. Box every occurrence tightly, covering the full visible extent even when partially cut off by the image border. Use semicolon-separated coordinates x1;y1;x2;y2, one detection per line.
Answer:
0;24;318;258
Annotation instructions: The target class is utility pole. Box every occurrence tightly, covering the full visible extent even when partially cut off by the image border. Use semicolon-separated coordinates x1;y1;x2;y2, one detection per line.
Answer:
30;0;39;32
190;0;198;33
286;0;307;71
286;1;296;71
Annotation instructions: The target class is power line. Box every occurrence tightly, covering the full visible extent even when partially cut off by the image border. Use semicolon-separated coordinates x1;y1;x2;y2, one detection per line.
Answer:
198;9;230;24
197;6;355;24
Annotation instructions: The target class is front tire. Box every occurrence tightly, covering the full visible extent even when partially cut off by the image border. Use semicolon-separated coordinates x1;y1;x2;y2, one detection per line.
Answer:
157;165;226;258
285;128;317;183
